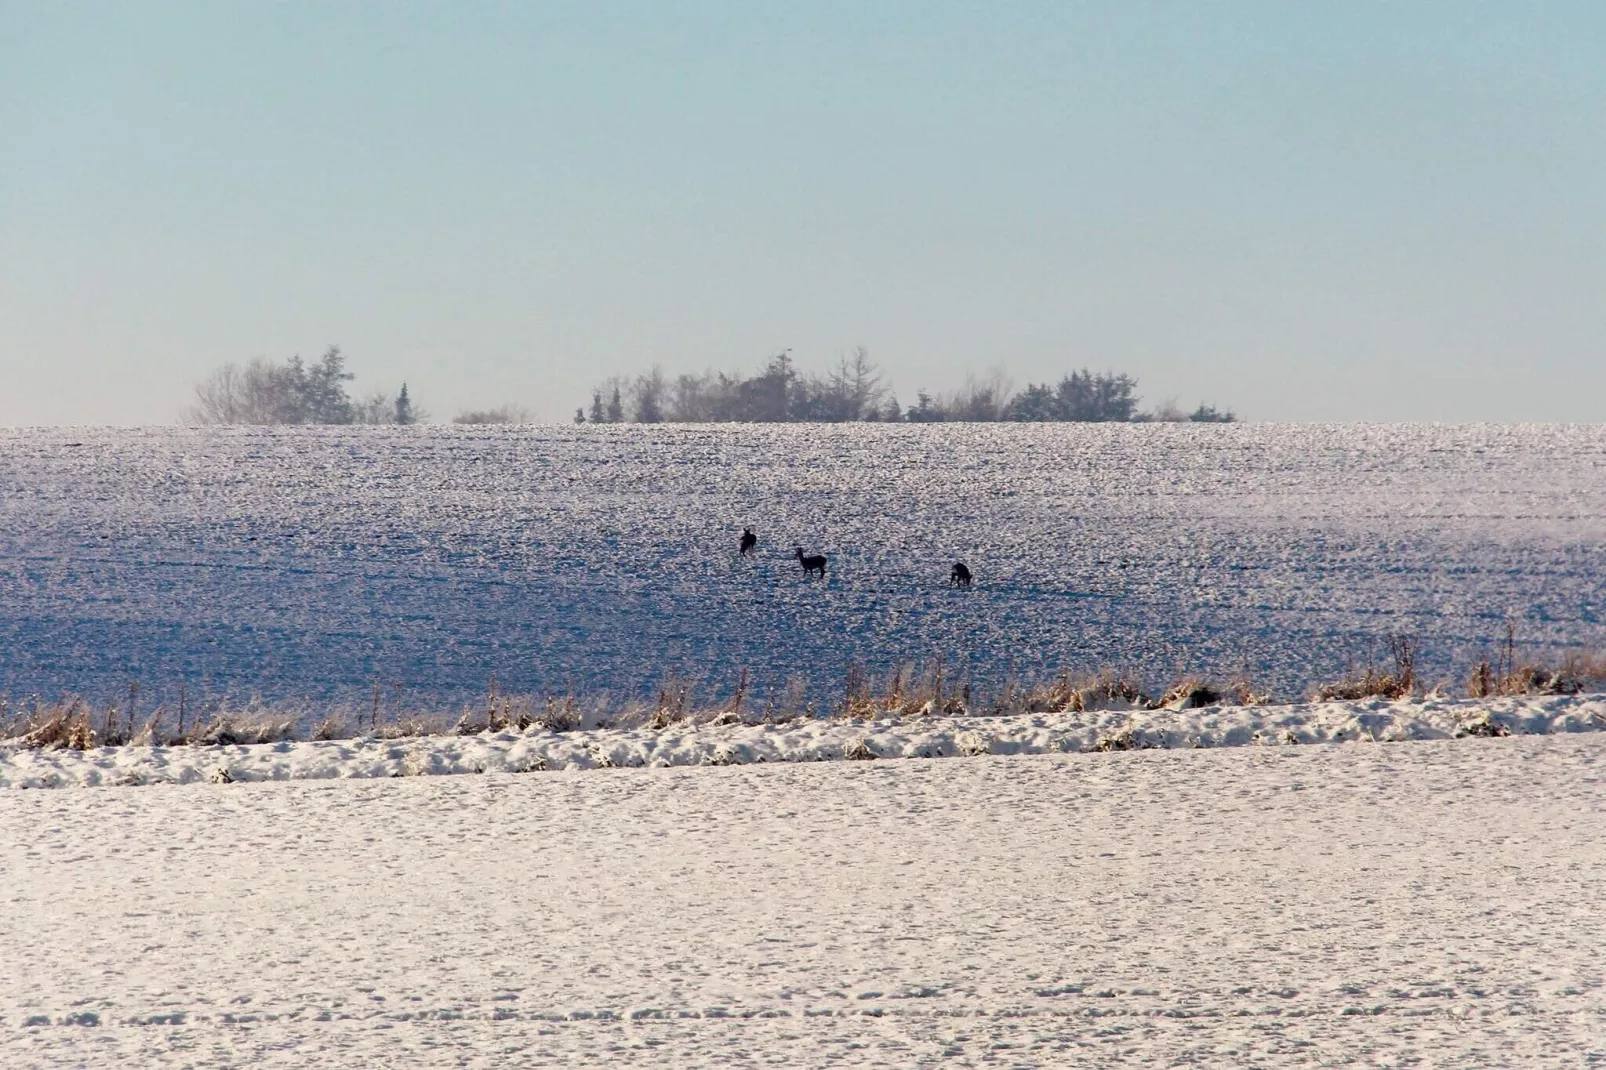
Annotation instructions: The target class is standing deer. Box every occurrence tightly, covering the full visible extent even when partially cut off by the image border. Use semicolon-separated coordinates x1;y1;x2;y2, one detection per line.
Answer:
950;562;973;587
795;547;827;578
739;528;757;556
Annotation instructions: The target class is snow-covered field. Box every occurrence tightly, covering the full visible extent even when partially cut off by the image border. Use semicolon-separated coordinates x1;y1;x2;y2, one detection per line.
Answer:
4;423;1606;714
3;732;1603;1067
3;692;1604;789
6;424;1606;1065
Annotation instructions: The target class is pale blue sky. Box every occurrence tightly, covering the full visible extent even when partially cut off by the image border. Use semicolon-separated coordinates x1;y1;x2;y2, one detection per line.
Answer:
2;2;1602;424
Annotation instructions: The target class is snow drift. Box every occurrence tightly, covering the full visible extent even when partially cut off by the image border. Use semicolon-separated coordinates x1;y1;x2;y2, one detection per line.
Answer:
3;692;1602;789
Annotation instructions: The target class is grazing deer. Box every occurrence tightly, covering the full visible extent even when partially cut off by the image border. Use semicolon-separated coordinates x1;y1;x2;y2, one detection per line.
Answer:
739;528;757;556
950;562;973;587
795;547;827;578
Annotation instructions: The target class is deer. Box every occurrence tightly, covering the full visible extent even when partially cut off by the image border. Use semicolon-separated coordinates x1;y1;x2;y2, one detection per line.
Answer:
739;528;757;556
950;561;973;587
795;547;827;579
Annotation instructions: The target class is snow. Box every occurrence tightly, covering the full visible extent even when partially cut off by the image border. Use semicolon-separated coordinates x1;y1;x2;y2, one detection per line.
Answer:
2;692;1603;789
6;422;1606;1063
3;731;1604;1067
4;423;1606;714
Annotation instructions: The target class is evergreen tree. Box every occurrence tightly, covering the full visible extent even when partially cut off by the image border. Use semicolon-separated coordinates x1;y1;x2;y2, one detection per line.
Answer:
1188;403;1235;423
295;346;355;423
1053;369;1138;421
905;389;945;423
744;352;794;421
393;382;416;425
1006;383;1058;421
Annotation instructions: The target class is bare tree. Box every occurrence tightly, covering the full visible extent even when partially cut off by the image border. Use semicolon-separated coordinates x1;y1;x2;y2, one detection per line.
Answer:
632;366;667;423
1146;398;1187;423
190;357;299;424
191;362;248;425
189;349;419;425
824;346;884;421
669;372;711;422
353;390;395;424
453;405;531;425
945;366;1014;422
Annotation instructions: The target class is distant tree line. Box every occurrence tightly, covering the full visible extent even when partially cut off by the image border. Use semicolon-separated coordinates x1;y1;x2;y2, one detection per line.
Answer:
452;405;531;425
581;349;891;425
578;350;1234;424
189;346;1234;426
190;348;422;425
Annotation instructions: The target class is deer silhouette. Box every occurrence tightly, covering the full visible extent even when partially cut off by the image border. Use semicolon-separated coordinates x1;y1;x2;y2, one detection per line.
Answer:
950;562;973;587
795;547;827;578
739;528;757;556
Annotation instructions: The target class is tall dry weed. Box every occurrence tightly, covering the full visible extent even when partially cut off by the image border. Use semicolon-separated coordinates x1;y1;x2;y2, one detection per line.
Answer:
1468;625;1604;698
840;659;968;719
1312;634;1416;702
18;698;98;750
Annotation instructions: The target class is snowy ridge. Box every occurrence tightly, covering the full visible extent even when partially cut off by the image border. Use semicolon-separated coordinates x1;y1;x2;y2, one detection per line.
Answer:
3;692;1603;789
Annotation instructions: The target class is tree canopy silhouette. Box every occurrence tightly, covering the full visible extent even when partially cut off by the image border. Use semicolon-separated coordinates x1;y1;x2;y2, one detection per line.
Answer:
190;348;424;425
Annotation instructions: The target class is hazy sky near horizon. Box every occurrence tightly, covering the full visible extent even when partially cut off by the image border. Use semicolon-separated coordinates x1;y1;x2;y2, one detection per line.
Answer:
3;2;1603;425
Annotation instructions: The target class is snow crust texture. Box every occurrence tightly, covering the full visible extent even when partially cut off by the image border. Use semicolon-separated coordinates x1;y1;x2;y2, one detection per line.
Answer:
4;423;1606;708
2;734;1603;1067
2;693;1604;789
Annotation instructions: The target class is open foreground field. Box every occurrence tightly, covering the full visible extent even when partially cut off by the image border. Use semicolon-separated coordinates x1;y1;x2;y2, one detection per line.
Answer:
3;733;1603;1068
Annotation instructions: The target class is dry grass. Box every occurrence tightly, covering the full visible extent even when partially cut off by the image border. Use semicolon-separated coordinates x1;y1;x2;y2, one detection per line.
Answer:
1;695;316;750
1012;669;1150;714
1468;634;1606;699
1157;679;1223;710
448;681;593;735
1312;635;1417;702
14;699;99;750
0;663;1207;753
1463;623;1606;699
647;674;697;730
842;737;879;760
1091;726;1158;752
371;716;455;740
839;660;970;720
311;716;351;742
1223;675;1273;706
1312;670;1411;703
2;692;343;752
7;639;1602;755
